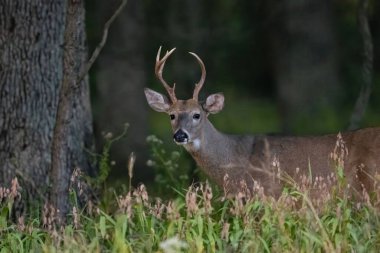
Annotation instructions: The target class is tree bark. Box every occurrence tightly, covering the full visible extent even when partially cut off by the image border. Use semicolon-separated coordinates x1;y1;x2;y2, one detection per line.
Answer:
0;0;94;215
50;0;94;221
348;0;373;130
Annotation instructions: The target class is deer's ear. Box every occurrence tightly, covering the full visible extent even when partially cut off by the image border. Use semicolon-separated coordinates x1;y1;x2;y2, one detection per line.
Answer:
203;93;224;114
144;88;171;112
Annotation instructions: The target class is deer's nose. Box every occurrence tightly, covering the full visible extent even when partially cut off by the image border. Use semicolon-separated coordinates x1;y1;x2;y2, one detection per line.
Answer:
173;129;188;143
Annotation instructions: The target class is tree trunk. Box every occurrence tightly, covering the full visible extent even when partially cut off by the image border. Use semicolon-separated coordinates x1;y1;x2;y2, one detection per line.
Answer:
0;0;94;214
93;0;148;181
50;0;94;221
166;0;204;97
348;0;373;130
271;0;341;133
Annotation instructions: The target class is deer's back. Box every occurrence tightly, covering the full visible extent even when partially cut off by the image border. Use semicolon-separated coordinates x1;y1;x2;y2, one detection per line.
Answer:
243;127;380;195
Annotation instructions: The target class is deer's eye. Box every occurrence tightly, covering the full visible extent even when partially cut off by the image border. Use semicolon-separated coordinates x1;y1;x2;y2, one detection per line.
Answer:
170;114;175;120
193;113;201;120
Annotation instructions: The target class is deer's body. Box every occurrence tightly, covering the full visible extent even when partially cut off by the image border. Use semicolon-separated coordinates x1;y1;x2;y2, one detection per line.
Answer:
145;47;380;196
184;120;380;195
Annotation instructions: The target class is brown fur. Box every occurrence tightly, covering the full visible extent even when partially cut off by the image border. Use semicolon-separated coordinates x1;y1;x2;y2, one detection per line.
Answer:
145;91;380;197
185;122;380;196
145;48;380;197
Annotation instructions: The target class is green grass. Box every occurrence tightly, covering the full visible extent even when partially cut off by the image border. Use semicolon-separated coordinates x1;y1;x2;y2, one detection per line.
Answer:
1;178;380;252
1;136;380;252
1;167;380;251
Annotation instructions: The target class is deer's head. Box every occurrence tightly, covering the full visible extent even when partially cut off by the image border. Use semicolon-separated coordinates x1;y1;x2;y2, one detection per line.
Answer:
144;47;224;147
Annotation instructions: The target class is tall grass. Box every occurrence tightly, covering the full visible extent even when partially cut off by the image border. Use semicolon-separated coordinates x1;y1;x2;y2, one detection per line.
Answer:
0;136;379;252
1;178;379;252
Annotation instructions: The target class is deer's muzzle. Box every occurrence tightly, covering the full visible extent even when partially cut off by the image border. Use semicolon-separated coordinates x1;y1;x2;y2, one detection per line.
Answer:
173;129;189;144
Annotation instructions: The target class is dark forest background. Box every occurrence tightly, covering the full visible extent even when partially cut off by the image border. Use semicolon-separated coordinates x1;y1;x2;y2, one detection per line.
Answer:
86;0;380;185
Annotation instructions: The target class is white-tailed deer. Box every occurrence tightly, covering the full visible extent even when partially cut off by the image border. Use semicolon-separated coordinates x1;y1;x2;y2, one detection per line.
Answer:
145;47;380;197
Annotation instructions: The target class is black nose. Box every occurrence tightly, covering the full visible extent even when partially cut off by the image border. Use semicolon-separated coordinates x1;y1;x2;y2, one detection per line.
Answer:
173;129;188;143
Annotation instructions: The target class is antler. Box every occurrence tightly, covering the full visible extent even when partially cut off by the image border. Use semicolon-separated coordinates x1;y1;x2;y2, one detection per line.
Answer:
189;52;206;102
155;46;177;103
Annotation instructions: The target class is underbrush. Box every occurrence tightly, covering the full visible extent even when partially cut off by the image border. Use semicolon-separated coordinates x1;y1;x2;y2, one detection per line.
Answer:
1;177;379;252
0;135;379;252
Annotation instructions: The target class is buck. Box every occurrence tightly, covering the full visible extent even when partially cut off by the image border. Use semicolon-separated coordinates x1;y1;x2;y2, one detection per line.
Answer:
144;47;380;197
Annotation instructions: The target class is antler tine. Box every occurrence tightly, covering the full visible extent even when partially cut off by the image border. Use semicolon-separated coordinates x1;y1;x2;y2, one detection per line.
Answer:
189;52;206;101
155;46;177;103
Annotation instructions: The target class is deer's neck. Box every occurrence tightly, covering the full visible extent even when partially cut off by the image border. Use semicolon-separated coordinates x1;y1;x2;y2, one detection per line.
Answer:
185;119;225;152
184;119;253;185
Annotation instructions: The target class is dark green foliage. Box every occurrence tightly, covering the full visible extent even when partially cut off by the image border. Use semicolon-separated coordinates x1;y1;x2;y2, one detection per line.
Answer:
146;135;190;196
95;123;129;186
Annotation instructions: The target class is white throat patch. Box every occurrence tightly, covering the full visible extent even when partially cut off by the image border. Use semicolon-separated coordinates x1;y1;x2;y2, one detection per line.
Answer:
192;138;201;151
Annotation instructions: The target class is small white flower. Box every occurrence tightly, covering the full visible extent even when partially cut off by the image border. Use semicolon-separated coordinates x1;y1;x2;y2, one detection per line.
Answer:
159;235;188;253
146;160;155;167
